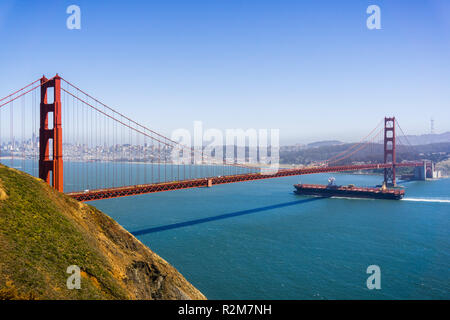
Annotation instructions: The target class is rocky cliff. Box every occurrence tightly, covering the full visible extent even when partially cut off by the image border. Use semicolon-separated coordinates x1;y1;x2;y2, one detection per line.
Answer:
0;164;205;300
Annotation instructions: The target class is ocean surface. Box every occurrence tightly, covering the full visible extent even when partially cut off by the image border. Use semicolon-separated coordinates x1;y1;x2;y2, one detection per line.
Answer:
94;172;449;300
5;159;450;299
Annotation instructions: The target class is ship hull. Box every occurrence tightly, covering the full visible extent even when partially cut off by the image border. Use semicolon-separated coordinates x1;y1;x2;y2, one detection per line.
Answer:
294;184;404;200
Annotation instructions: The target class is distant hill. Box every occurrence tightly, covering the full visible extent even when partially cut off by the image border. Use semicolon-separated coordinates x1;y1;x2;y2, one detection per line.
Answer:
397;132;450;145
0;164;205;300
306;140;343;148
280;142;450;165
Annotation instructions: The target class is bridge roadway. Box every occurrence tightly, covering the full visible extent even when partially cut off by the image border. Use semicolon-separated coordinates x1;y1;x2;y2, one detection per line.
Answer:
67;162;424;201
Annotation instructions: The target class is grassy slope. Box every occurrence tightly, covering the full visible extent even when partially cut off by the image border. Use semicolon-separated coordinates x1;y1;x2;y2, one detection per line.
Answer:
0;165;205;300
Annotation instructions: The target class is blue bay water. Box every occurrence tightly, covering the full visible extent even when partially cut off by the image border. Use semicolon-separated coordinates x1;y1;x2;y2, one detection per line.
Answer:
92;172;450;299
4;159;449;299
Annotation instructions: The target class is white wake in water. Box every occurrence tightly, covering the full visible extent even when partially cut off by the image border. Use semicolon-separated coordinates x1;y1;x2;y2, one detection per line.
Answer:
402;198;450;203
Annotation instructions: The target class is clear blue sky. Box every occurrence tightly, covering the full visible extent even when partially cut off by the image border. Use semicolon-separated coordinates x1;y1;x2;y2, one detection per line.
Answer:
1;0;449;144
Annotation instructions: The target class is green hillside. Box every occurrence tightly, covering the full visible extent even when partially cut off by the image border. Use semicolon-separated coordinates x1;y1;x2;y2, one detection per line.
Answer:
0;164;205;300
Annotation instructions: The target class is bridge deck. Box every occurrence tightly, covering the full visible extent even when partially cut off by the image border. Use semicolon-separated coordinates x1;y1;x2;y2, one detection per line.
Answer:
67;162;423;201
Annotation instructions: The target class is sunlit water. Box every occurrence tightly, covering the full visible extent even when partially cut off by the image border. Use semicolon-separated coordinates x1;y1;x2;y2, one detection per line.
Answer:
4;159;449;299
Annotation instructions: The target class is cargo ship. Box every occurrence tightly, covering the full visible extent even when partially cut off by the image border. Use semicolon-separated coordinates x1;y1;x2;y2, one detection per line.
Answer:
294;177;404;200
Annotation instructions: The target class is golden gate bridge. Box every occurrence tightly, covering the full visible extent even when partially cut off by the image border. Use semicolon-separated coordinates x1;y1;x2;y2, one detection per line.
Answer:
0;74;427;201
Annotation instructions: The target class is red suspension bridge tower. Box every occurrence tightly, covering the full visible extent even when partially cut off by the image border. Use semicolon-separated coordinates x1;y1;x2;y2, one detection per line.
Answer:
384;117;396;187
39;75;63;192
